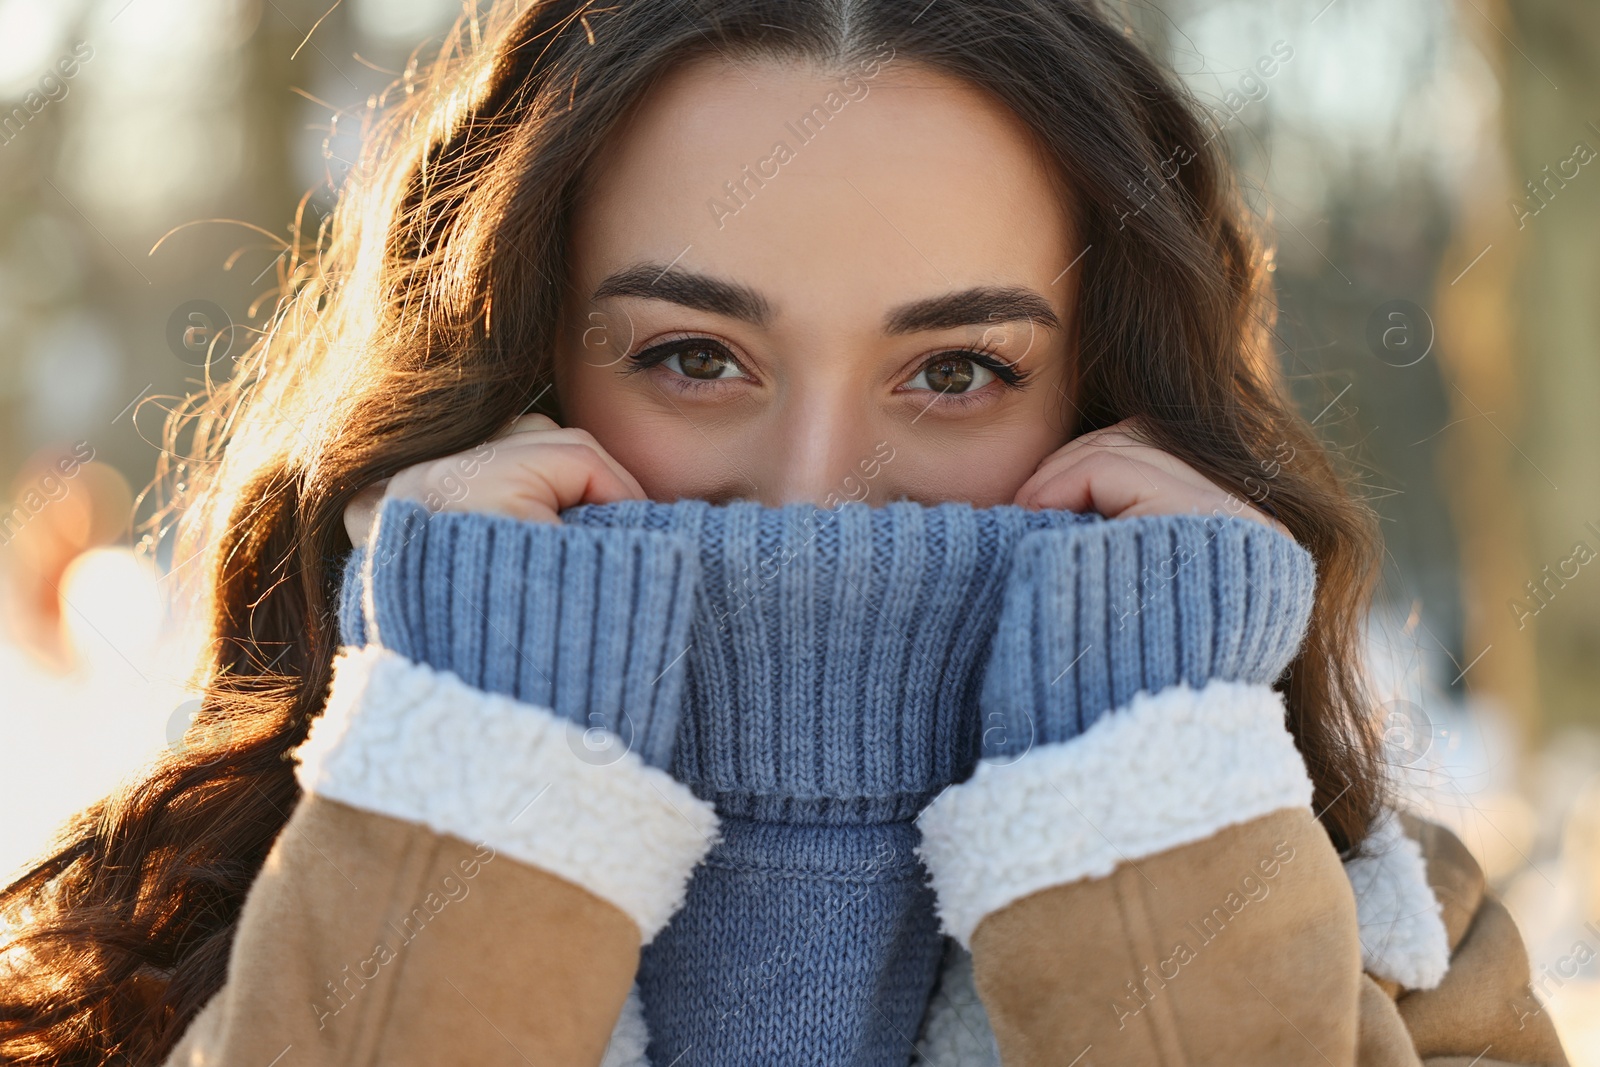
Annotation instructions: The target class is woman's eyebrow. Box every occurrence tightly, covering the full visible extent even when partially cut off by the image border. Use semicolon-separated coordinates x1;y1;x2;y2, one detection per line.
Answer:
592;263;1060;333
592;263;774;325
882;286;1061;335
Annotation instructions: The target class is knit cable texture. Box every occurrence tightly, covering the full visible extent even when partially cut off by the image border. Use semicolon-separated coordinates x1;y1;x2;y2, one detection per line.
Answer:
559;496;1099;822
346;496;702;771
978;512;1317;759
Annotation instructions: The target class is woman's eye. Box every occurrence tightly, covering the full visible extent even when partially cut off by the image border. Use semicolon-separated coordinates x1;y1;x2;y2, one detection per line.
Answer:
626;338;748;382
907;354;998;395
667;342;745;380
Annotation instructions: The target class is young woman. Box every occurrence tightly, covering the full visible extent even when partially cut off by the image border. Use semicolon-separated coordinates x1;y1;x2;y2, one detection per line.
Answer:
0;1;1570;1065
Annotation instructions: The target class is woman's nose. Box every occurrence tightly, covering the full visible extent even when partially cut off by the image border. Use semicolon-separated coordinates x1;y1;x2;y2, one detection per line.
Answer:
753;391;885;508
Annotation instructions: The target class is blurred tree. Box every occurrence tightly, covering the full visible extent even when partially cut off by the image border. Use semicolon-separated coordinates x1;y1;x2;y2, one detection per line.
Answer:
1429;0;1542;756
1436;0;1600;752
1498;0;1600;735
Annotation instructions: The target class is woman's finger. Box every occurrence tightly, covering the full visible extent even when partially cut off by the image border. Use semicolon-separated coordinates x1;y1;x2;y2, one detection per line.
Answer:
1026;428;1219;498
343;478;392;549
389;438;640;514
453;441;644;523
488;419;647;500
1022;445;1286;533
495;412;559;438
1020;450;1208;517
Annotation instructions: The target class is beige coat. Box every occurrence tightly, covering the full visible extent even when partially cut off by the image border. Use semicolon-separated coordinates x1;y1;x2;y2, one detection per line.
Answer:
162;646;1572;1067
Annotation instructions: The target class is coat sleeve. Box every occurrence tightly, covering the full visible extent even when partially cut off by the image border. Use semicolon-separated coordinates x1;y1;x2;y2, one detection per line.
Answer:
913;514;1359;1064
917;677;1362;1065
163;500;721;1066
1360;816;1572;1067
912;515;1572;1067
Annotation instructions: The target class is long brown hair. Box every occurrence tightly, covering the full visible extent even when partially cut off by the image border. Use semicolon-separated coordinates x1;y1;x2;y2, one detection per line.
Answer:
0;1;1384;1061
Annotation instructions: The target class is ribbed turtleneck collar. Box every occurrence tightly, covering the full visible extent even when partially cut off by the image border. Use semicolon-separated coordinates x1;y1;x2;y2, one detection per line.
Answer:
559;498;1097;825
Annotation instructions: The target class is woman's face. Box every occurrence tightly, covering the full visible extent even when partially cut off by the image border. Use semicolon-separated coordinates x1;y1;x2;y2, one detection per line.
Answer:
555;55;1079;508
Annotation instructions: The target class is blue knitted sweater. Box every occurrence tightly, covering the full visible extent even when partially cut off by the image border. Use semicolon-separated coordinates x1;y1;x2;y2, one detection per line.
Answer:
338;495;1315;1067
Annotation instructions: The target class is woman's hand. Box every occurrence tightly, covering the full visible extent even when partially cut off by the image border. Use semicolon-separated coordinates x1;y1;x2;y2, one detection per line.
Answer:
343;414;646;549
1013;418;1291;538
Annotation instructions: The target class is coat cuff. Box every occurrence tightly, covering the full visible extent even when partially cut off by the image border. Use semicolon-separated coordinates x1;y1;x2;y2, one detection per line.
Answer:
915;678;1314;948
293;645;721;945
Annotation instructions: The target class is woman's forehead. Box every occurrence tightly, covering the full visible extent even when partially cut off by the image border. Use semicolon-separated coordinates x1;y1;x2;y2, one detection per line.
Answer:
568;55;1075;327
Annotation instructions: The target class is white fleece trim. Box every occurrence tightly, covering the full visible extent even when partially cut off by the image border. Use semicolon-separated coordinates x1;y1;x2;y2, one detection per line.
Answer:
914;679;1314;948
293;645;721;944
599;983;652;1067
1344;809;1450;990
